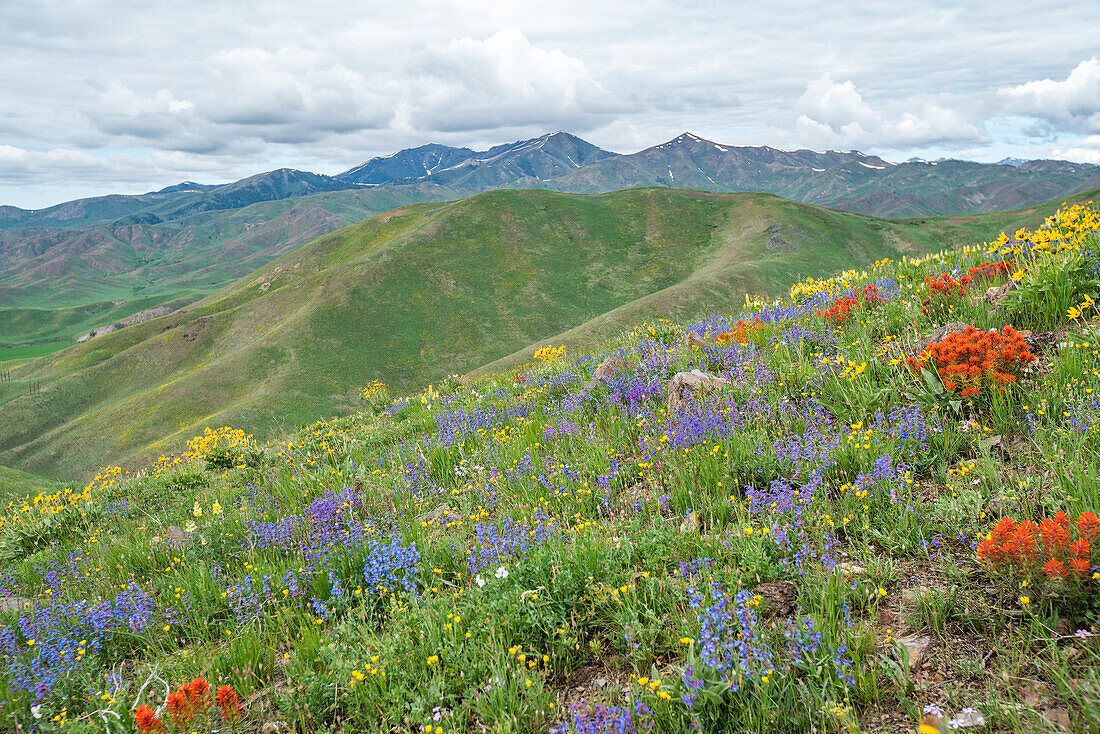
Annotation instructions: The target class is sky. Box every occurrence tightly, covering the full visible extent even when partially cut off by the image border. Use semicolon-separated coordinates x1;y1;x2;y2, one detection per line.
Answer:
2;0;1099;209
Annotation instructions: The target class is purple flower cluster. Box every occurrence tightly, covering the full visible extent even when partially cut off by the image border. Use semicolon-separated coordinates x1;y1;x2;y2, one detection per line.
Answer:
551;700;653;734
435;404;532;446
0;582;157;701
467;511;560;573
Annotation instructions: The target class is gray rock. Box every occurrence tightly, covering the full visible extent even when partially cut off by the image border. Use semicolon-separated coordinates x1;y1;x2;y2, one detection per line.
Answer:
584;357;634;391
0;597;31;613
418;503;452;525
982;278;1018;307
896;634;932;670
921;323;974;351
667;370;730;412
166;525;189;550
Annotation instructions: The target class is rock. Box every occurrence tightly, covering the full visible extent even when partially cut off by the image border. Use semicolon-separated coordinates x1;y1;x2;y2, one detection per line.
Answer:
752;580;797;617
583;357;634;391
982;278;1018;307
0;597;31;613
166;525;189;550
595;677;608;689
261;722;288;734
980;434;1010;461
834;562;868;578
949;708;986;729
417;503;452;525
896;634;932;670
685;331;710;349
1023;331;1059;357
921;322;973;351
1044;708;1071;729
679;511;698;534
667;370;730;412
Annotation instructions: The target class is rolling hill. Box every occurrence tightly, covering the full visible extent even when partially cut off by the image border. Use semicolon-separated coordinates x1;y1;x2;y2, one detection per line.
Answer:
0;186;1088;480
4;132;1098;357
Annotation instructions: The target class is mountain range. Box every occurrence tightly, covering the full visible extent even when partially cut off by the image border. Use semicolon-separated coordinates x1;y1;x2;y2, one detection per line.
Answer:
3;129;1100;371
4;132;1098;236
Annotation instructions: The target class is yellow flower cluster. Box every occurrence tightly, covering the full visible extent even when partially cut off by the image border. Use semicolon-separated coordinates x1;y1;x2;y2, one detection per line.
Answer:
987;201;1100;258
533;344;566;362
152;427;253;474
635;675;672;701
0;466;120;533
358;380;388;400
789;269;866;301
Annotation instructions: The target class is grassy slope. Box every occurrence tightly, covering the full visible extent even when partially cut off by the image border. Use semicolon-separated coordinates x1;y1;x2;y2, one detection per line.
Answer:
2;203;1098;732
0;185;457;308
0;463;57;505
0;187;1090;481
0;294;201;350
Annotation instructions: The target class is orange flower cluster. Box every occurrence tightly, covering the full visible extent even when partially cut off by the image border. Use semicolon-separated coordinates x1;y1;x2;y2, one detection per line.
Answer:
815;285;884;324
860;283;884;306
817;295;859;323
714;317;765;344
135;678;241;733
966;260;1013;282
905;325;1035;397
920;272;972;317
977;511;1098;580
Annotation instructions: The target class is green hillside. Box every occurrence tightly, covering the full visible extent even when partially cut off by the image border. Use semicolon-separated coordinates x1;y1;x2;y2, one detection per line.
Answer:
0;187;1089;480
1;199;1097;732
0;463;58;505
0;184;457;308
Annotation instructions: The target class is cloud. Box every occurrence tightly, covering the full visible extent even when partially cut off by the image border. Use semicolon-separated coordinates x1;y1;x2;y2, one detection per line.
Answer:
0;144;237;191
794;75;987;150
1052;135;1100;164
999;58;1100;134
83;48;395;155
3;1;1100;207
407;27;613;133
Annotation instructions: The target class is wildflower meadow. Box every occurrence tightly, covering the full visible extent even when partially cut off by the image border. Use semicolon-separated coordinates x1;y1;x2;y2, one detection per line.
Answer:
1;204;1099;732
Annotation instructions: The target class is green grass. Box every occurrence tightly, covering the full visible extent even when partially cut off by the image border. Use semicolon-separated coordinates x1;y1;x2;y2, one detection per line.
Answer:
2;186;1096;482
0;463;58;504
0;343;69;361
1;204;1098;732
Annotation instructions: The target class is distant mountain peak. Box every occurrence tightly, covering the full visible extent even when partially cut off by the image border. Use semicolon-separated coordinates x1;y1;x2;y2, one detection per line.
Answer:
337;132;614;188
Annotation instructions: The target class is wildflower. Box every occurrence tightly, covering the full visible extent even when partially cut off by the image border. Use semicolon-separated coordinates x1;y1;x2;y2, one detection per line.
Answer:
216;684;241;726
494;566;509;579
135;705;164;732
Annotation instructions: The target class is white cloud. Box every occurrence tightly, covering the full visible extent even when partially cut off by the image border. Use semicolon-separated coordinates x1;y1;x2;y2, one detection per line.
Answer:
3;1;1100;207
1052;134;1100;164
408;27;611;132
999;58;1100;133
794;75;986;149
0;144;238;189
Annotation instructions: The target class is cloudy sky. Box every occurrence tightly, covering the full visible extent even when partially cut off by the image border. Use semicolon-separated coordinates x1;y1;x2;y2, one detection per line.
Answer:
2;0;1099;209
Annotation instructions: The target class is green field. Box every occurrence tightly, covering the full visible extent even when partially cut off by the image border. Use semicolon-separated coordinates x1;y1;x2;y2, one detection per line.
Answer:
1;186;1095;481
0;463;58;505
